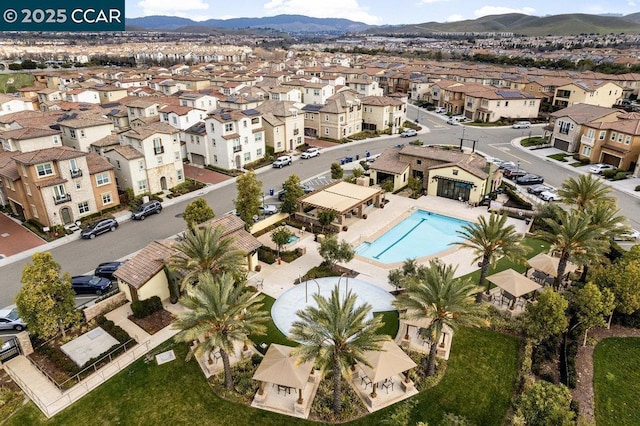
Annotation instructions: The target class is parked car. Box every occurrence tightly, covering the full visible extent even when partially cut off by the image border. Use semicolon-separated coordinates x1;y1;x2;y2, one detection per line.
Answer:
259;204;278;215
434;106;446;113
94;261;125;280
272;155;292;168
512;121;531;129
71;275;112;295
502;167;528;179
0;305;26;331
497;161;516;170
539;189;559;202
301;147;320;159
613;227;640;241
400;129;418;138
80;218;118;239
446;118;458;125
131;200;162;220
516;174;544;185
527;184;553;196
227;210;259;222
589;163;615;174
278;183;313;200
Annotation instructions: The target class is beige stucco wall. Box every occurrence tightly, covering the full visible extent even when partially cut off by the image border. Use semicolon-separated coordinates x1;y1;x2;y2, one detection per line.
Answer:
426;167;486;204
137;271;170;301
117;279;132;301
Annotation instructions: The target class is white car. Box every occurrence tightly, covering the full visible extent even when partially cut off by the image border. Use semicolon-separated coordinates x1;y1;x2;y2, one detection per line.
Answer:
400;129;418;138
0;305;26;331
272;155;292;168
259;204;278;215
301;147;320;159
539;189;559;202
512;121;531;129
589;163;615;174
434;106;446;113
613;227;640;241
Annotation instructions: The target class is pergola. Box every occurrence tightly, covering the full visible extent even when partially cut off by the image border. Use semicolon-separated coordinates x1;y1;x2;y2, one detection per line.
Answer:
296;181;383;226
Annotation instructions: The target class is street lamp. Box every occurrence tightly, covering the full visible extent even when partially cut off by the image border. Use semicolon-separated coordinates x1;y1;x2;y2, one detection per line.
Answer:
516;160;521;176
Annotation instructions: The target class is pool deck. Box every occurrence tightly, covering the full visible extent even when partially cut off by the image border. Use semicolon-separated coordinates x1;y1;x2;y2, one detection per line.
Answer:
248;193;529;300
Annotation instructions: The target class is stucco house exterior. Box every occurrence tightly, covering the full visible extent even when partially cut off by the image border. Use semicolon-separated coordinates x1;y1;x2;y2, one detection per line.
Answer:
360;96;406;134
255;100;305;153
546;104;620;152
58;115;115;152
553;80;623;109
302;90;362;140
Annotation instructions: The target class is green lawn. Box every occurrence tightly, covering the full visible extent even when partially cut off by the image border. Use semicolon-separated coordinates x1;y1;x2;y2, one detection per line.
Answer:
374;310;400;338
594;338;640;426
6;327;520;426
461;237;550;286
248;294;297;353
0;73;35;92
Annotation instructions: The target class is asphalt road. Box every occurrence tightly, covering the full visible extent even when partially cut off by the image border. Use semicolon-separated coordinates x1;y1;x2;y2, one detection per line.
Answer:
1;108;638;307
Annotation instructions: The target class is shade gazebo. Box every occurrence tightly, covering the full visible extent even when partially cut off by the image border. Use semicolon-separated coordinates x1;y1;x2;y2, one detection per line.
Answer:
527;253;578;278
356;340;417;398
252;344;316;405
486;268;542;309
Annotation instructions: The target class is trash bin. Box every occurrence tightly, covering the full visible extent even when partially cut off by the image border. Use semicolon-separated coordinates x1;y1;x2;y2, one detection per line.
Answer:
269;188;274;196
347;156;353;162
340;158;346;165
366;151;370;158
356;154;359;160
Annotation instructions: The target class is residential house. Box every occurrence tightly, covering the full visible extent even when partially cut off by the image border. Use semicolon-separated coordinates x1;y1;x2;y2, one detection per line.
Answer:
547;104;620;152
553;80;623;109
303;90;362;140
121;97;162;122
105;107;130;130
293;82;335;105
95;85;129;104
118;122;184;192
65;88;100;104
178;92;218;113
463;88;541;123
360;96;406;134
345;77;384;97
172;75;211;91
58;115;115;152
577;112;640;174
255;100;304;153
36;88;63;106
3;146;118;226
184;122;210;166
0;94;35;116
204;109;265;170
159;104;207;142
0;127;62;153
369;145;499;204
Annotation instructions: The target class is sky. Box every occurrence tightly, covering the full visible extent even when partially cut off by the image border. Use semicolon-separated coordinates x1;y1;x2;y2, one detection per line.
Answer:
125;0;640;25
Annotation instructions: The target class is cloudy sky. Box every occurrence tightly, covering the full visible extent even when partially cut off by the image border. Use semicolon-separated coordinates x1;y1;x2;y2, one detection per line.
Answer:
125;0;640;24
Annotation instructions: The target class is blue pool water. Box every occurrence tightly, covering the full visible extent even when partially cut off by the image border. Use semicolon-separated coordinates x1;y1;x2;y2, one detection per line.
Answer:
355;210;470;264
287;235;299;244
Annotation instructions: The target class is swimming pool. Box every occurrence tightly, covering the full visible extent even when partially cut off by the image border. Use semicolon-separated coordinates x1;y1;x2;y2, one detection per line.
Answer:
355;210;470;264
272;277;395;338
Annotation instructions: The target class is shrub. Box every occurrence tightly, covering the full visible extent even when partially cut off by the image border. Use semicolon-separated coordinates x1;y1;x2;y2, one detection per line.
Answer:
258;246;276;264
635;185;640;191
95;316;132;343
613;171;627;180
602;169;618;179
131;296;163;319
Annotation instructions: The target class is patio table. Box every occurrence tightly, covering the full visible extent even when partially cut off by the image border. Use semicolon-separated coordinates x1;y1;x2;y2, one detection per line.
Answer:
277;384;292;395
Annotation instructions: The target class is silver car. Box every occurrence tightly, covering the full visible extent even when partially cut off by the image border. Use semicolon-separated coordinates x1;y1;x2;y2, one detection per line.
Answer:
0;306;26;331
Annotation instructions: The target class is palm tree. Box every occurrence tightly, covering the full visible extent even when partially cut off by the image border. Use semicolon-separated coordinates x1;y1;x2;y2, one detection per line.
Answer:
289;286;389;414
558;174;613;208
393;260;486;376
453;212;529;294
173;273;268;390
169;225;246;290
535;209;609;289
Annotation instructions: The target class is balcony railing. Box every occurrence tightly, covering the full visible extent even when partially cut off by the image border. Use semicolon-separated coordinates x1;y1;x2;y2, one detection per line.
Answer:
70;168;82;178
154;146;164;155
53;194;71;205
580;135;595;147
232;145;242;153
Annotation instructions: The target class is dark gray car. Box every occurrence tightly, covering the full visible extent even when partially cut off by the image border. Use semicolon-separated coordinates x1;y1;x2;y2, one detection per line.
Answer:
80;218;118;239
131;200;162;220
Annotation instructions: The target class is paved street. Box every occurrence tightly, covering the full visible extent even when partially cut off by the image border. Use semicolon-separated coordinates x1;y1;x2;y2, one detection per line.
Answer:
1;108;638;307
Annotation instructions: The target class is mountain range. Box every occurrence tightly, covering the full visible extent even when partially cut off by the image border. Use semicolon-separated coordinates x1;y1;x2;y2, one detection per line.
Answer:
125;12;640;36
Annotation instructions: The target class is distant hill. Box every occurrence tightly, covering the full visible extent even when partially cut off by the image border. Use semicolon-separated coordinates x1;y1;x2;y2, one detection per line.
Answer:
125;14;371;33
364;13;640;36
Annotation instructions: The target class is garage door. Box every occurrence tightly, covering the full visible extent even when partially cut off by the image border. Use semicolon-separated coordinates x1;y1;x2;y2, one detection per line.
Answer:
601;154;621;168
553;138;570;151
191;153;205;166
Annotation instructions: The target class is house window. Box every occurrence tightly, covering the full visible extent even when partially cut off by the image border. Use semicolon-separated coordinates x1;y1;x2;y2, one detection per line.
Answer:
224;123;233;132
255;133;263;142
582;146;592;156
80;130;85;138
31;204;38;218
69;129;76;138
172;116;177;124
256;148;263;156
496;101;501;107
138;160;144;170
210;122;215;132
24;182;31;196
416;160;422;165
324;128;329;135
324;114;329;121
116;160;121;170
610;132;616;141
138;180;147;191
213;155;218;163
453;169;459;175
78;201;89;214
244;136;249;145
95;172;110;186
75;181;81;190
598;131;606;140
36;163;54;177
157;156;163;165
618;134;624;143
102;193;113;205
625;135;631;145
53;135;60;144
177;170;183;181
243;120;247;128
244;152;250;162
586;129;595;138
505;101;509;107
174;151;180;161
153;138;164;155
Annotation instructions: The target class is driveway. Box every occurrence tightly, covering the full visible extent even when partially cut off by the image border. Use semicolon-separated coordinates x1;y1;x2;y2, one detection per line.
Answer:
183;164;231;185
0;213;45;258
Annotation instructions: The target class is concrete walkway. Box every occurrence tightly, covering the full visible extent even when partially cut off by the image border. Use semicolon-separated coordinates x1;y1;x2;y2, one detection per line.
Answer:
4;300;182;418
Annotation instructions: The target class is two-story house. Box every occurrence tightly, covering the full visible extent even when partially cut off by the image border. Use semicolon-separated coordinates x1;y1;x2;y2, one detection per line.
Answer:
58;115;115;152
65;88;100;104
255;100;305;153
159;104;207;143
3;146;118;226
547;104;620;152
204;109;265;170
463;88;541;123
553;79;623;109
0;127;62;153
178;92;218;113
345;77;384;97
286;81;335;105
577;112;640;173
95;85;129;104
360;96;406;134
303;90;362;140
0;94;35;116
121;97;162;122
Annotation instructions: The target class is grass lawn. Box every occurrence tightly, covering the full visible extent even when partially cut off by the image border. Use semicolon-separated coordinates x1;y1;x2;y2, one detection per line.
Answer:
0;73;35;92
248;294;297;353
461;237;550;286
594;338;640;426
374;310;400;338
6;327;519;426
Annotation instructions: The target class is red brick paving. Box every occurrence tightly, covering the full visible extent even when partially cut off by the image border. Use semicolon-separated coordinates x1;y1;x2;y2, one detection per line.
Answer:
183;164;231;185
0;213;45;257
304;137;340;149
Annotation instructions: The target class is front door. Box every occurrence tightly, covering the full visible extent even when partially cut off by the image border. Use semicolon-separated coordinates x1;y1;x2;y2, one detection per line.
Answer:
60;207;72;224
160;176;167;190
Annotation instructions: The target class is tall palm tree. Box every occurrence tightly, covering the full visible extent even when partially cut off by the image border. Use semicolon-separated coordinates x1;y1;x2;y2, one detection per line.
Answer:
290;286;389;414
535;209;609;289
393;260;486;376
169;225;246;290
558;174;613;209
453;212;529;294
173;273;268;390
